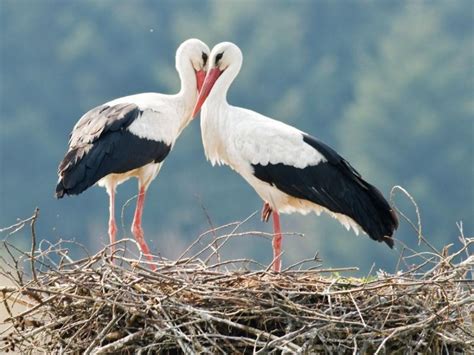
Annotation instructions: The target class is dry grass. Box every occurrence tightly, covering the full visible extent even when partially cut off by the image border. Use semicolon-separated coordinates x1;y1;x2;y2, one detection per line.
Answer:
0;190;473;354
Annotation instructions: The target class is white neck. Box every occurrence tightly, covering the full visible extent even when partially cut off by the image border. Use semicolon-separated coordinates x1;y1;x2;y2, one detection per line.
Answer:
200;59;242;166
176;55;198;99
205;59;242;107
175;56;199;131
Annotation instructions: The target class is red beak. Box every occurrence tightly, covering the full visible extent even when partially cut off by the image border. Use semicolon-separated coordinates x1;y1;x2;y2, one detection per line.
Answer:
192;67;223;118
196;69;206;92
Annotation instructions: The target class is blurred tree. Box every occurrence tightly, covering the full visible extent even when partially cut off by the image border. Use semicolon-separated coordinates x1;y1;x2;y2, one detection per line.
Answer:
0;0;472;271
338;1;473;246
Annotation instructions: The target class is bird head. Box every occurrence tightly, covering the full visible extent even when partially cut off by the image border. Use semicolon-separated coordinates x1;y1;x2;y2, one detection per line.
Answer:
192;42;243;117
176;38;210;92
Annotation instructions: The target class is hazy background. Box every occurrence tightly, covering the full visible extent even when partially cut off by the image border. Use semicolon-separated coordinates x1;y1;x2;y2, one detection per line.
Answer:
1;0;472;274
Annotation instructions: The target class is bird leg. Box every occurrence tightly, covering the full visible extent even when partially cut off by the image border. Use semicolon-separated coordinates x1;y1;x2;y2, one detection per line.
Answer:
131;187;156;270
262;203;282;271
108;188;117;260
261;202;273;222
272;210;282;273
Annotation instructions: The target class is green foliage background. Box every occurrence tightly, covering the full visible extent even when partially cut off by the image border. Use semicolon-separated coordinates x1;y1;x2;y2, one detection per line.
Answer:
1;0;472;272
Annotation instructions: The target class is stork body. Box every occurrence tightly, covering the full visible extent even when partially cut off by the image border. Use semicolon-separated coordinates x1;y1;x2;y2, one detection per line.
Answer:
193;42;398;272
56;39;210;265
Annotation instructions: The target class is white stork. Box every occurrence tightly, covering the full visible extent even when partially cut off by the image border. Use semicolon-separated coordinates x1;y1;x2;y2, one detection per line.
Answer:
192;42;398;272
56;39;210;265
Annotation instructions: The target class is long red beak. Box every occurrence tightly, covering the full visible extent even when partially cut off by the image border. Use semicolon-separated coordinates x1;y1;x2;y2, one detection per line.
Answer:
192;67;223;118
196;69;206;92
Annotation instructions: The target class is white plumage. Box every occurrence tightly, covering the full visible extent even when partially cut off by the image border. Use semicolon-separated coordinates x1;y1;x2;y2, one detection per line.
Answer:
204;106;327;169
193;42;398;272
57;39;210;267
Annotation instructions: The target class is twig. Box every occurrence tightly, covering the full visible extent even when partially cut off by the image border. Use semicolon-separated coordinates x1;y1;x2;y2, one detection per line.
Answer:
1;202;472;354
0;213;37;234
91;330;146;354
30;208;39;284
84;313;125;355
195;194;221;267
120;193;138;238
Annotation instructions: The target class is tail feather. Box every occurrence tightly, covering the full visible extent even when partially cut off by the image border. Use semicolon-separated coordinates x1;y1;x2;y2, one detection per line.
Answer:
55;180;66;199
363;184;398;248
55;145;100;198
252;159;399;248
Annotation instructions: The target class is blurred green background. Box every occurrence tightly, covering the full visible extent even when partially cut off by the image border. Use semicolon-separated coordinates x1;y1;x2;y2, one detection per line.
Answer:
1;0;472;273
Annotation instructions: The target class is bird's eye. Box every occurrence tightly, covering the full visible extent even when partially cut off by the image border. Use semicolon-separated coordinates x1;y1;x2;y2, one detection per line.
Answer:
202;52;208;65
215;52;224;65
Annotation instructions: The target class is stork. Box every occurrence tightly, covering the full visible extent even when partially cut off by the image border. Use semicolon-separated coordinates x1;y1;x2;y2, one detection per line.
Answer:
192;42;398;272
56;39;210;266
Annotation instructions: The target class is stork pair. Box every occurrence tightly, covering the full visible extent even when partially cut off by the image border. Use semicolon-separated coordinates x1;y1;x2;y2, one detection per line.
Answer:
57;39;398;272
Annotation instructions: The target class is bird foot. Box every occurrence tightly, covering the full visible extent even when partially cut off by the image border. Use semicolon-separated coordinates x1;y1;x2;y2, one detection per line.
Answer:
131;224;156;270
261;202;273;223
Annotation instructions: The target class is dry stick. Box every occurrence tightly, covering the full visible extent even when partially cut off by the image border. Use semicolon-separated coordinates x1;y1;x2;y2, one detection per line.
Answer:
195;195;221;267
203;322;238;353
0;212;37;234
1;207;473;353
265;250;284;272
62;307;104;353
3;293;58;322
187;231;255;265
0;286;18;294
282;252;321;272
395;246;407;274
448;226;474;263
120;194;138;238
9;286;144;314
161;308;195;355
390;186;443;259
202;211;259;265
286;266;359;274
84;313;125;355
374;312;438;355
201;230;301;268
181;303;301;352
176;221;241;262
349;292;366;328
201;231;273;265
207;257;267;270
2;242;24;287
30;208;39;284
352;336;358;355
16;315;71;343
1;289;14;320
456;222;473;262
91;330;146;354
36;238;91;270
390;185;423;242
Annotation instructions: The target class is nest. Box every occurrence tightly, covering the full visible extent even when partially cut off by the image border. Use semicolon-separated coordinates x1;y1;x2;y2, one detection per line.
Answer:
0;206;473;354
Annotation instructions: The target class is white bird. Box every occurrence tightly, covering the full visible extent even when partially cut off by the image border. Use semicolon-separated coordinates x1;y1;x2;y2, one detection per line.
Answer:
56;39;210;266
193;42;398;272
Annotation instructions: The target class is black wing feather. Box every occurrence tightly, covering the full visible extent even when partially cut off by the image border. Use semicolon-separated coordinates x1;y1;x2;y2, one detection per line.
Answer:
252;134;398;247
56;103;171;198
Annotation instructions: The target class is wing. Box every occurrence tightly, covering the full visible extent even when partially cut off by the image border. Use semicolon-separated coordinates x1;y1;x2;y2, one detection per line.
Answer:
231;114;327;168
251;133;398;247
56;103;171;197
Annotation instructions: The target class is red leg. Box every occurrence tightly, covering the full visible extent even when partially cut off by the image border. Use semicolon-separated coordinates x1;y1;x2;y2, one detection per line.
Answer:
131;187;156;269
108;188;117;258
272;210;282;272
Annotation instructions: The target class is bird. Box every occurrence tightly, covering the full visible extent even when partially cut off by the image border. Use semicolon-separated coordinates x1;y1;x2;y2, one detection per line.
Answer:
192;42;398;272
56;38;210;265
